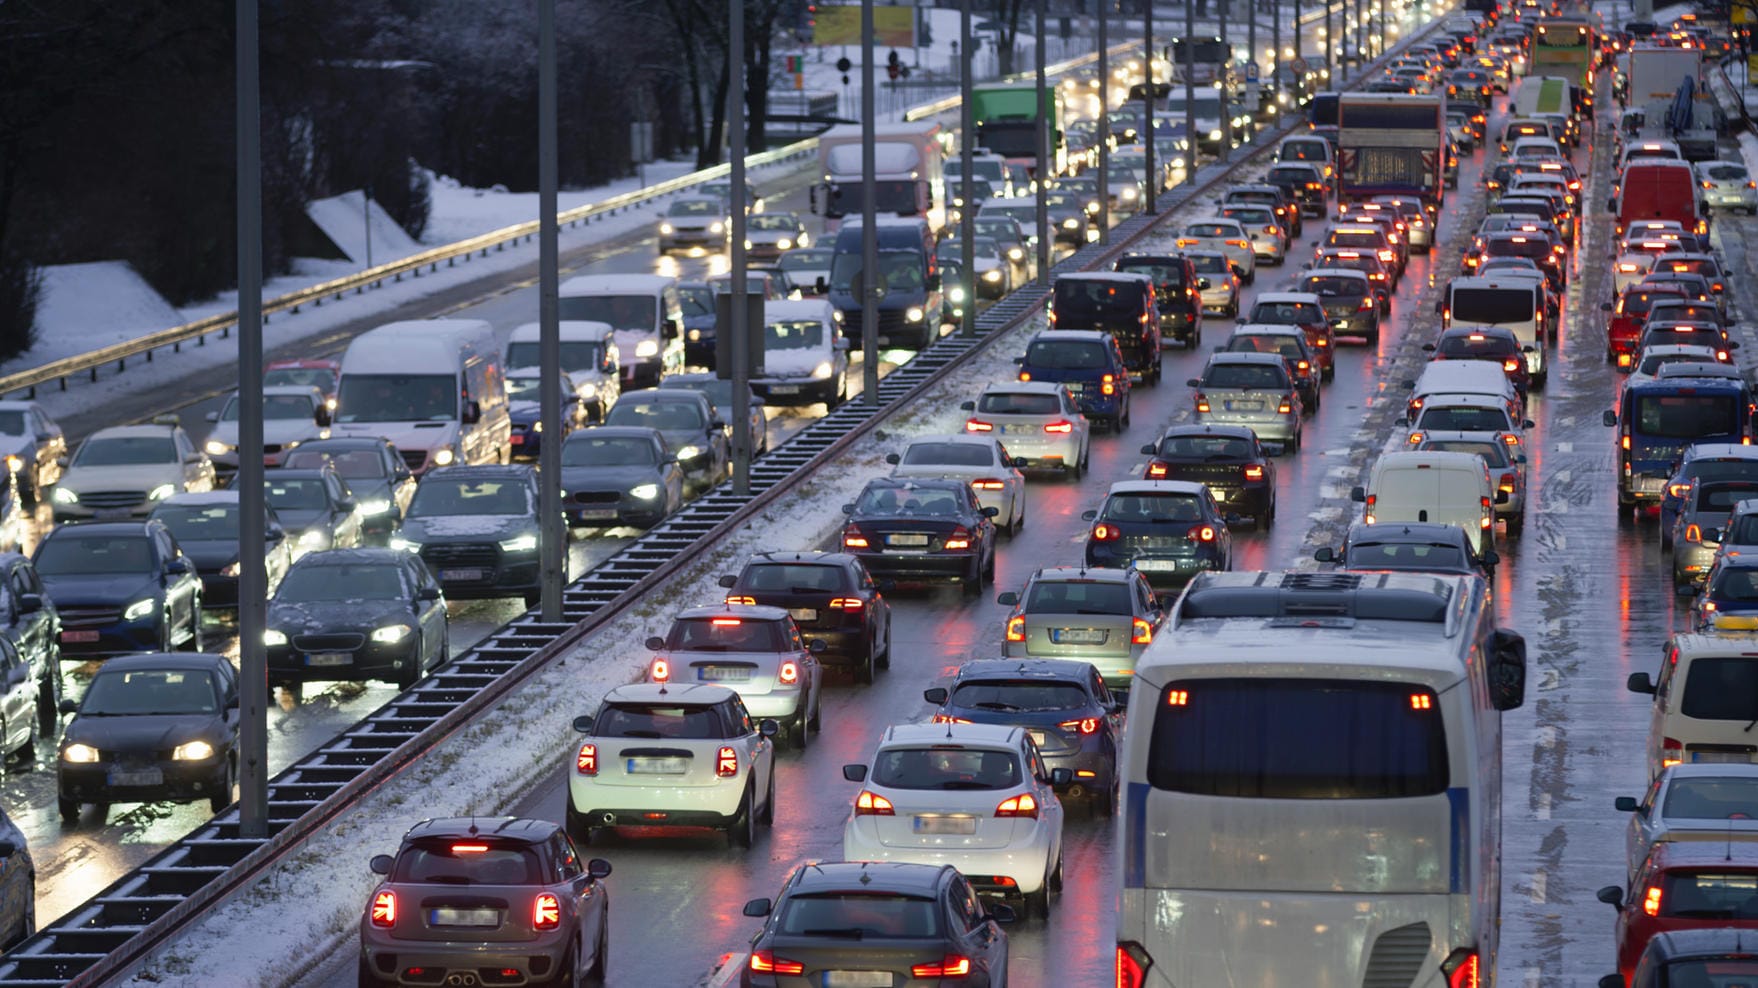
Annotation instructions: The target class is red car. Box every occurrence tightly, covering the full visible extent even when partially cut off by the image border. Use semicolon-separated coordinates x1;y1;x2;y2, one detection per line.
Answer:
264;358;341;409
1605;284;1689;369
1246;292;1336;379
1598;841;1758;986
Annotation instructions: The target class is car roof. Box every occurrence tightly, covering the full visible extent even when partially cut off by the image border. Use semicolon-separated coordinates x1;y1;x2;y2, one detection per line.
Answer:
289;547;411;567
45;520;156;539
1207;351;1287;366
1028;565;1133;584
402;816;558;845
1649;840;1758;868
1107;479;1207;496
604;682;736;704
879;722;1022;746
421;464;536;481
788;861;954;896
1641;926;1758;962
98;652;231;673
762;300;834;322
1030;330;1112;343
87;424;179;439
1685;444;1758;462
954;657;1104;682
980;381;1070;396
284;437;391;451
864;477;971;493
1057;272;1153;285
746;551;857;567
1303;267;1370;281
1346;522;1471;544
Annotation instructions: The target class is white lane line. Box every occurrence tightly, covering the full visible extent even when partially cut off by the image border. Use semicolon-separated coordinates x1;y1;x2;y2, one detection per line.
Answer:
1556;441;1573;453
1535;791;1552;822
1530;869;1547;903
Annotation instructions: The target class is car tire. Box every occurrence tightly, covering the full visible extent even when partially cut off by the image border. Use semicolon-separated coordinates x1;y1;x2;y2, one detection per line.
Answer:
565;802;596;847
36;661;61;737
758;768;776;826
728;784;757;849
1025;880;1051;921
856;647;875;685
6;890;33;950
790;705;810;750
542;941;581;988
1010;499;1026;538
983;547;996;585
1096;779;1117;818
1507;511;1525;538
57;796;77;825
877;623;891;670
1255;507;1272;533
962;567;982;598
189;600;205;651
210;757;235;815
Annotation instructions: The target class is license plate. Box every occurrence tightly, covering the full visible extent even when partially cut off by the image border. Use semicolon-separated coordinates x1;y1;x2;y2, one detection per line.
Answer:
510;434;526;445
789;608;819;623
430;907;499;927
823;973;892;988
440;568;485;581
306;652;352;667
1693;751;1754;763
888;534;929;547
1136;560;1180;571
770;384;801;395
1003;424;1036;435
573;508;619;521
1225;400;1264;411
912;815;977;835
95;508;133;520
627;757;689;774
1028;730;1048;746
1636;478;1666;494
1051;628;1106;644
696;665;752;683
61;630;99;643
108;768;163;787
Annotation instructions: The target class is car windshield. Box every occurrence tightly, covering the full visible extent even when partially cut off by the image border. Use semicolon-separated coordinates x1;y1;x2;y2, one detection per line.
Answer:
505;377;557;401
336;374;456;423
556;294;657;332
1102;493;1205;522
1421;440;1510;468
1663;776;1758;820
854;486;964;516
1025;340;1109;369
902;443;992;467
152;503;240;542
263;368;335;390
830;249;925;294
392;841;541;885
282;448;389;479
505;341;606;374
221;394;312;422
1203;363;1286;388
665;616;786;652
774;894;943;939
749;214;796;232
82;668;217;716
950;679;1092;712
277;562;407;602
1115;261;1187;290
1417;406;1510;431
1188;254;1230;274
35;535;153;576
741;564;848;593
74;436;176;466
765;320;825;350
1346;540;1468;570
1302;276;1366;297
606;400;705;431
779;249;833;272
595;702;725;739
668;199;720;217
1053;280;1143;318
870;746;1022;790
664;378;735;410
1024;579;1132;614
676;286;714;318
563;435;657;467
1157;434;1254;459
973;219;1017;242
264;478;329;512
977;392;1060;415
408;478;530;517
1184;223;1237;238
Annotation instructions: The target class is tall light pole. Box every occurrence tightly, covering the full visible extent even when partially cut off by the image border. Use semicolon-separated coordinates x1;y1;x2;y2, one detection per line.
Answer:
1219;0;1231;157
861;0;880;399
538;0;564;620
1035;0;1050;283
1143;0;1157;214
1248;0;1258;127
235;0;268;839
1325;0;1334;85
961;0;976;337
1097;0;1111;242
729;0;753;490
1185;0;1198;182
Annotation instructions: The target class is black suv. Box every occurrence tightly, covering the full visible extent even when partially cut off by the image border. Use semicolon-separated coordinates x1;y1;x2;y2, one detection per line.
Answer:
391;465;543;606
719;551;893;684
1049;272;1164;382
1114;253;1202;347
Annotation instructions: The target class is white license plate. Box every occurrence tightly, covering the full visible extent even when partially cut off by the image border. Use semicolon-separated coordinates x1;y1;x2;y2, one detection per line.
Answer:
95;508;134;520
1225;400;1264;411
912;815;977;835
888;534;930;546
1135;560;1180;571
574;508;619;521
61;630;99;643
696;666;752;683
306;652;352;667
430;907;499;927
769;384;801;395
1052;627;1106;645
1003;424;1036;434
108;768;163;787
789;608;819;623
1028;730;1048;746
823;973;892;988
1693;751;1754;763
440;568;485;581
1636;478;1666;494
627;757;689;774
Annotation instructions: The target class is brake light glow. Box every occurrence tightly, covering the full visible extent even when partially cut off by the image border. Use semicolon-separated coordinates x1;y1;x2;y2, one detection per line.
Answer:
1131;618;1153;645
1091;523;1120;541
1044;420;1074;433
1643;885;1663;916
944;526;973;551
1195;393;1210;412
995;793;1039;818
725;595;756;605
1686;524;1703;543
651;658;669;682
1117;943;1151;988
750;951;805;976
1188;524;1217;542
1101;373;1117;396
1243;465;1264;480
843;525;869;549
972;479;1007;490
965;419;994;432
1278;397;1294;414
1444;949;1482;988
711;617;742;626
1061;717;1103;735
1006;616;1026;642
576;743;597;775
1503;359;1520;372
828;597;864;611
912;956;973;979
1146;461;1168;478
716;746;738;777
1663;736;1684;767
533;893;561;931
778;661;799;685
855;790;895;815
371;891;397;927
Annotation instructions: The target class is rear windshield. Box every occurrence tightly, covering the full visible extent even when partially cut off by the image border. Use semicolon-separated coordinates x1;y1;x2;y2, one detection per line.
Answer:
871;746;1022;790
1437;334;1518;359
1657;871;1758;920
1225;336;1303;360
1303;276;1367;297
1327;231;1384;249
1422;440;1510;468
949;679;1091;712
1663;959;1758;980
1346;541;1468;570
665;617;787;652
1147;678;1449;798
1251;301;1324;324
1696;484;1758;512
1025;340;1110;370
1703;164;1749;182
1023;580;1132;614
1663;776;1758;819
978;392;1061;415
1710;567;1758;602
1450;288;1535;324
775;894;943;939
1100;492;1205;522
902;443;993;467
1683;657;1758;720
1638;353;1718;377
1633;395;1742;439
1416;406;1510;432
392;841;541;886
594;702;727;739
1203;363;1288;389
741;564;849;593
1156;434;1254;459
1115;262;1186;289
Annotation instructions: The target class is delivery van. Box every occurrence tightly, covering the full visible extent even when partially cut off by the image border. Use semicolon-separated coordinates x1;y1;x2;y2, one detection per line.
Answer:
1352;450;1500;555
334;319;511;475
557;273;685;389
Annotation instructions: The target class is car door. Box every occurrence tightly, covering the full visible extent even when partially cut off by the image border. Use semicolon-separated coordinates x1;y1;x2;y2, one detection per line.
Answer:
856;562;889;647
0;639;29;751
552;832;606;957
406;559;447;662
949;875;1007;977
154;528;195;636
1023;741;1063;838
992;441;1025;519
2;565;46;697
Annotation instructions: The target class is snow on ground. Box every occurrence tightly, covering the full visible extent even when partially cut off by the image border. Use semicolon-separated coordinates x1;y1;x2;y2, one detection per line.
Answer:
303;190;423;266
28;262;187;365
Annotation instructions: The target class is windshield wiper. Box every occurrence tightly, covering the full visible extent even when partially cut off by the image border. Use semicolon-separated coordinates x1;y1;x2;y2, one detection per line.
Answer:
800;927;867;939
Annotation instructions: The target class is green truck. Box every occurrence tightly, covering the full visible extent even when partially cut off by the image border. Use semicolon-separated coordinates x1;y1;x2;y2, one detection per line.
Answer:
970;83;1066;177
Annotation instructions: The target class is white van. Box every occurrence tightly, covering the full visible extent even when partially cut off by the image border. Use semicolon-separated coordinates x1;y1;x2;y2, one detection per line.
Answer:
504;321;621;422
1629;634;1758;778
1404;359;1524;426
557;273;685;390
1116;570;1527;988
333;319;511;475
1352;450;1499;555
1441;276;1547;385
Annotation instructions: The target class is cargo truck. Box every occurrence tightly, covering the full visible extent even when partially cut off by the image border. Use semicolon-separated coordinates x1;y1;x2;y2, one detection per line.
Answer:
970;83;1066;177
1335;93;1449;218
812;121;946;235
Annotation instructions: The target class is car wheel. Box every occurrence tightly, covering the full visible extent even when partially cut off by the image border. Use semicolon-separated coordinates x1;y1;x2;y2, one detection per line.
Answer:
1025;880;1051;920
36;661;61;737
1507;511;1525;537
7;890;33;949
758;768;776;826
209;756;235;815
1255;507;1272;533
983;547;996;585
962;566;982;598
543;941;581;988
728;783;757;849
190;601;204;651
565;802;596;847
57;796;78;825
856;645;875;685
395;651;421;690
877;623;891;670
1119;399;1131;431
1010;498;1026;538
790;705;810;750
1096;778;1117;818
357;956;389;988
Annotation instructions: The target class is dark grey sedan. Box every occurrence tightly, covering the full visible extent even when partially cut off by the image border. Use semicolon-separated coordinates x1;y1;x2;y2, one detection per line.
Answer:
559;427;686;530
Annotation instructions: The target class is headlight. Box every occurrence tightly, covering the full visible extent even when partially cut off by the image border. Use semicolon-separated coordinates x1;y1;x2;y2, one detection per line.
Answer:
532;420;543;433
950;287;967;303
659;223;674;235
776;238;792;251
204;440;232;457
389;536;422;552
172;740;215;761
1085;201;1100;214
148;483;176;501
812;361;834;379
357;498;391;516
3;455;19;474
220;561;241;577
1062;217;1080;229
905;306;925;323
498;534;538;552
52;487;77;505
263;629;288;647
743;239;753;249
1007;247;1024;261
676;444;702;461
710;221;725;233
432;448;456;467
982;270;1002;283
299;529;330;550
61;743;99;764
635;339;660;358
1209;129;1224;140
1122;188;1138;200
688;328;701;341
122;598;155;622
371;624;414;644
630;483;661;499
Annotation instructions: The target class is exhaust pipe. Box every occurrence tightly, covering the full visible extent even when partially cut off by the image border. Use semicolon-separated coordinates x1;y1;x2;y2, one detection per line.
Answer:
444;975;479;987
602;812;617;825
1065;784;1087;800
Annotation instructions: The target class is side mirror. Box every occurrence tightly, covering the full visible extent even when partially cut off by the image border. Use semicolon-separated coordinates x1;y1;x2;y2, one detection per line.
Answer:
1602;410;1617;427
572;714;595;733
1350;486;1366;503
1614;795;1641;813
1489;628;1526;711
1197;277;1211;289
417;586;442;602
1522;345;1535;353
808;639;828;654
982;506;1001;517
1013;356;1025;365
1601;301;1613;312
815;276;829;294
1596;885;1624;908
709;418;727;432
1140;443;1157;456
1421;343;1436;352
462;400;482;425
1011;457;1029;468
926;273;941;291
1235;316;1247;325
884;453;901;465
185;453;205;464
1482;549;1500;566
1599;977;1625;988
1313;546;1336;563
58;698;76;714
1495;490;1510;505
1186;378;1201;388
742;897;773;918
988;902;1018;924
959;401;976;411
1433;298;1445;314
841;503;855;515
996;591;1019;606
1081;509;1097;521
204;410;220;423
1049;767;1073;787
1523;419;1535;429
644;635;666;651
1627;671;1657;695
369;853;395;876
266;526;286;544
166;558;192;575
842;763;868;782
1401;380;1416;390
0;841;16;858
1731;340;1743;351
923;687;949;704
717;574;737;588
337;497;357;513
315;406;332;427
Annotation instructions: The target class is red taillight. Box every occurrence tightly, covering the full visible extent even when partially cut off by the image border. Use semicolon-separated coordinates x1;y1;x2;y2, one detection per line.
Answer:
1101;373;1117;396
1146;461;1168;478
828;596;864;611
1443;949;1482;988
1117;943;1151;988
716;746;738;777
1091;523;1121;541
995;793;1039;818
1006;615;1026;642
1243;465;1264;480
965;419;994;432
1044;420;1074;433
843;525;869;549
371;890;397;928
1195;392;1210;412
972;479;1007;490
1060;717;1102;735
576;743;597;775
1359;297;1375;311
1670;482;1694;498
1643;885;1664;916
1296;360;1310;372
855;790;895;815
1187;524;1216;542
1503;359;1520;372
1663;736;1684;767
725;595;756;605
533;893;561;931
1131;618;1153;645
778;661;799;685
912;955;973;979
944;526;973;551
650;657;670;682
1686;523;1703;543
750;950;806;976
1277;397;1294;414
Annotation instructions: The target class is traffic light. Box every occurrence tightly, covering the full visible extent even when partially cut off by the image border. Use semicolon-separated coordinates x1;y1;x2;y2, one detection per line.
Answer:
888;49;901;81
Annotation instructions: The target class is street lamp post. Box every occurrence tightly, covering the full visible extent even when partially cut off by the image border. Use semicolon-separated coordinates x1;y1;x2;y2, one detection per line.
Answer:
961;0;976;336
538;0;565;618
1035;0;1050;283
1097;0;1111;242
1143;0;1157;214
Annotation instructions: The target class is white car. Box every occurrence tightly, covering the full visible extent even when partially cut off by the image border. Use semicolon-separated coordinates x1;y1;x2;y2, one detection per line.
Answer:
566;682;779;847
1616;763;1758;880
1174;218;1256;284
886;434;1028;535
841;722;1067;917
644;605;823;747
1221;204;1287;264
959;382;1091;479
1611;245;1664;299
1696;160;1758;214
1186;250;1240;316
748;299;849;408
203;385;330;472
1508;136;1562;162
52;420;217;523
657;195;730;254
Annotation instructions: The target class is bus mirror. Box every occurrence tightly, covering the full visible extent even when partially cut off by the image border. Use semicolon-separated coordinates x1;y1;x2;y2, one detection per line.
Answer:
1488;628;1526;712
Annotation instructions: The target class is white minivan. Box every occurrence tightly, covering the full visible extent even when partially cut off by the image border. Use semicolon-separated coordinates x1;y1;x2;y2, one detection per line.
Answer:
1351;450;1499;555
333;319;511;475
504;320;621;422
557;273;686;390
1440;276;1547;386
1629;634;1758;778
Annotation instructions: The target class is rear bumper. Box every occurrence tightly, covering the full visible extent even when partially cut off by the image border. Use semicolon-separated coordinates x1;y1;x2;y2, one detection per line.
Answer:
359;932;571;985
843;824;1054;895
850;551;975;582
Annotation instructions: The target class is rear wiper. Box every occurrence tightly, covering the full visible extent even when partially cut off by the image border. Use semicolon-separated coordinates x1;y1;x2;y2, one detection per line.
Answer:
1202;454;1238;462
421;876;473;885
973;701;1022;711
616;729;663;738
801;928;867;939
789;587;831;595
1073;608;1123;616
940;780;996;790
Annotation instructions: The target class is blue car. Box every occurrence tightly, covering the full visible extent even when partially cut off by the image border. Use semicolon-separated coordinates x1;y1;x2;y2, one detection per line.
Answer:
678;282;717;368
1014;329;1134;431
1656;443;1758;548
32;520;205;657
505;368;586;461
1694;554;1758;631
1081;479;1233;590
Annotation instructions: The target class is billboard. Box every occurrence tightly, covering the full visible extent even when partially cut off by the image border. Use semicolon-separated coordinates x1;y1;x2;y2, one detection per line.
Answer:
814;5;917;48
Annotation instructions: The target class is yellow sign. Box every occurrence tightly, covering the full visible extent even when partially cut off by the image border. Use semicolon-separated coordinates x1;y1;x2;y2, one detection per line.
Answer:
814;5;916;48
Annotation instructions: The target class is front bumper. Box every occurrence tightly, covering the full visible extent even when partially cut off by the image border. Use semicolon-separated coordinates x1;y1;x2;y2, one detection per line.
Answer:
60;756;227;806
57;615;164;658
750;375;836;406
267;638;421;684
565;491;668;529
418;545;540;600
51;497;153;523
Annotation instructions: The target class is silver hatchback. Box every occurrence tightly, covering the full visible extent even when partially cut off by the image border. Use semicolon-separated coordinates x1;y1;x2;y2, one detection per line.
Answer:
996;566;1163;688
1187;352;1304;452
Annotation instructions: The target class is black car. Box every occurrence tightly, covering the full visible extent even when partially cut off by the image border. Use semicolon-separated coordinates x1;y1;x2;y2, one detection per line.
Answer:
1313;522;1498;578
1047;273;1163;384
34;521;204;657
260;465;364;554
558;427;685;530
923;658;1122;813
56;651;240;821
506;369;588;461
1264;162;1329;216
278;437;418;543
660;373;771;456
1298;268;1381;341
604;389;728;492
740;862;1013;988
148;491;294;609
392;465;543;605
265;548;449;695
719;551;893;683
678;280;718;367
0;553;60;731
1139;425;1276;528
1082;480;1234;589
1113;253;1203;347
0;808;31;947
841;478;998;597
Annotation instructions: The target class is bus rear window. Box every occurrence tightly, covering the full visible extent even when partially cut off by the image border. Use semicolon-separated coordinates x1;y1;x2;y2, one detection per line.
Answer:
1147;678;1449;799
1633;394;1742;439
1451;288;1536;324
